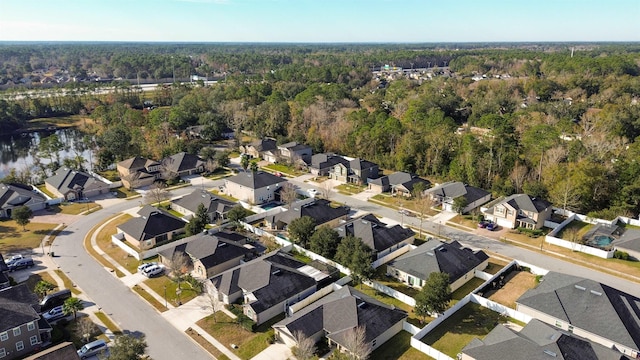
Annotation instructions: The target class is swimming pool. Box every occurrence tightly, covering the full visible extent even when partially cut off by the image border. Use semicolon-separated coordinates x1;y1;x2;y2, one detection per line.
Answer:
590;235;614;248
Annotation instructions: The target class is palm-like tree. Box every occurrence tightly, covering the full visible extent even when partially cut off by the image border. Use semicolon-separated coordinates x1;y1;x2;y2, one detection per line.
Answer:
63;297;85;320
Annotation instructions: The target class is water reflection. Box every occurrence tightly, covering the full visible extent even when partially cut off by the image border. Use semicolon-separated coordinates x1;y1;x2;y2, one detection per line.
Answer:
0;128;94;179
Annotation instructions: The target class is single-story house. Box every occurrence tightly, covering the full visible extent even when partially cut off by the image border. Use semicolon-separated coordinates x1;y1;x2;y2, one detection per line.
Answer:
159;231;255;279
116;156;161;189
386;239;489;291
273;286;407;356
116;206;187;250
309;153;350;177
45;168;110;201
482;194;552;230
615;227;640;260
461;318;633;360
209;251;320;325
161;152;205;178
171;189;236;222
425;181;491;214
516;272;640;358
240;138;277;160
224;171;287;205
0;183;46;219
265;198;350;230
334;214;415;259
369;171;431;197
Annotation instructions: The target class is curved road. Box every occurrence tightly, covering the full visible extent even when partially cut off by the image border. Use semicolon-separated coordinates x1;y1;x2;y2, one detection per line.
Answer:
50;188;213;360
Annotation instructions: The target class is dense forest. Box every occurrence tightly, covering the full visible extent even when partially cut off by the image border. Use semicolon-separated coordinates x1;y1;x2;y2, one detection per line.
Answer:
2;43;640;219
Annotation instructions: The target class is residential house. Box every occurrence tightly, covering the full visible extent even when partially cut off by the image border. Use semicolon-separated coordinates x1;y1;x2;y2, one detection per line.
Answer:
209;252;322;325
44;168;110;201
482;194;552;230
224;171;287;205
329;158;380;185
516;272;640;358
425;181;491;214
386;239;488;291
0;255;8;290
161;152;205;178
240;138;277;160
265;198;350;231
368;172;431;197
273;286;407;355
309;153;350;177
615;227;640;260
116;206;186;250
116;156;161;189
0;184;46;219
276;142;312;165
159;231;255;279
23;342;81;360
334;214;415;259
0;284;52;360
461;319;632;360
171;190;235;222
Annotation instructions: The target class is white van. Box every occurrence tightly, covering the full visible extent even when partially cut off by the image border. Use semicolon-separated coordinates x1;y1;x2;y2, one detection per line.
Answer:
77;339;108;359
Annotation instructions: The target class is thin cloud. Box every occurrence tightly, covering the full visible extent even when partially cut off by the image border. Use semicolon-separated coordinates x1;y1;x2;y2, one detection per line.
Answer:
175;0;230;4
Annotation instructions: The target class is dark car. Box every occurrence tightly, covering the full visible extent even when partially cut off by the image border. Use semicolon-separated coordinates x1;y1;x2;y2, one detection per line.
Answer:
486;222;499;231
477;221;489;228
8;257;34;271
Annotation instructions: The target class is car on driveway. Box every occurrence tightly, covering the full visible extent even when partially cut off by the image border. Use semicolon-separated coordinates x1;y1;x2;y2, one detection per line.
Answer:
478;220;489;228
42;305;67;322
8;257;34;271
137;262;157;273
142;264;164;278
307;188;319;198
486;222;499;231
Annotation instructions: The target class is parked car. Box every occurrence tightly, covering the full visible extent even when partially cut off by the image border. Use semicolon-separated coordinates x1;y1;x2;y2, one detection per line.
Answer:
6;254;24;266
398;209;415;217
8;257;34;271
486;222;499;231
40;289;72;312
477;221;489;228
77;339;109;359
142;264;164;278
42;305;66;322
137;262;158;273
307;188;319;198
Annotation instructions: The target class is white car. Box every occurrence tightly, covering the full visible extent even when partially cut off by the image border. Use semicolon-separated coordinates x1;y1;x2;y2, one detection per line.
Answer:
142;264;164;278
137;262;157;273
307;189;319;198
42;305;66;322
6;254;24;266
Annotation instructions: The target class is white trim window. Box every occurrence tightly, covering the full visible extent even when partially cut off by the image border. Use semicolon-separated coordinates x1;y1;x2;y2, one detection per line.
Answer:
15;341;24;351
27;322;36;331
0;332;7;341
12;328;20;337
0;348;5;358
30;335;39;346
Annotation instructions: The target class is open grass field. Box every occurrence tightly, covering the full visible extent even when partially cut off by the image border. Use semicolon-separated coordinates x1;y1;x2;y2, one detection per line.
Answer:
421;302;504;358
0;219;57;253
486;271;537;309
197;312;279;360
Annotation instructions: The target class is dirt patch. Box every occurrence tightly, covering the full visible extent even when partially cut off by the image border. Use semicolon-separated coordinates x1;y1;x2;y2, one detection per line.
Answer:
32;210;81;225
485;271;537;309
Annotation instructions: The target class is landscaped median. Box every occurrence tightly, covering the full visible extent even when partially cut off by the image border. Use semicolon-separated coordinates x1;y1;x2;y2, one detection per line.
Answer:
83;213;130;277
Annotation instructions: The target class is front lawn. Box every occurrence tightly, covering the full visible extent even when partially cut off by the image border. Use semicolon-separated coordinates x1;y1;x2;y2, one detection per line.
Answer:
94;213;138;274
112;186;139;198
369;194;438;217
23;272;59;294
448;214;479;229
370;331;431;360
48;202;102;215
144;276;200;307
335;183;366;195
197;312;279;360
0;220;57;253
420;302;504;358
263;163;306;177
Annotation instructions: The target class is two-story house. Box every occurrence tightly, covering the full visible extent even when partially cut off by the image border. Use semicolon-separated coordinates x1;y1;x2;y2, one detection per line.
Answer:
0;284;51;360
224;171;287;205
276;142;312;165
329;158;380;185
482;194;552;230
309;153;350;177
116;156;162;189
160;152;205;178
240;138;277;160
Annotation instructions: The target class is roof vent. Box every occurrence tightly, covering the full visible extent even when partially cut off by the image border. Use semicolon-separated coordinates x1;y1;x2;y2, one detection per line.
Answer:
590;290;602;296
426;252;434;256
218;242;227;248
438;247;447;252
357;301;368;309
272;269;281;276
543;350;557;357
574;285;586;291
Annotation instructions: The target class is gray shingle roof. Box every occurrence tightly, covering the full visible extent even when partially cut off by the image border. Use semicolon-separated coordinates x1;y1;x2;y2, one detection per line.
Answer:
0;183;45;209
45;168;108;194
161;152;204;174
349;158;378;171
334;215;415;254
485;194;552;215
0;284;40;332
250;138;277;152
160;232;253;269
226;171;287;189
388;240;488;283
462;319;631;360
274;199;349;226
516;272;640;351
172;189;235;215
117;156;159;170
427;181;490;204
311;153;349;170
118;206;186;241
274;286;407;348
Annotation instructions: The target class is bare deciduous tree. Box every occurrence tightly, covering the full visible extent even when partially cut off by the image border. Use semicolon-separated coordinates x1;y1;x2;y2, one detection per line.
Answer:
75;317;98;343
292;330;316;360
320;180;334;201
280;183;299;209
414;195;435;239
342;326;371;360
510;162;528;193
207;293;224;324
169;253;190;304
144;182;170;205
122;171;141;190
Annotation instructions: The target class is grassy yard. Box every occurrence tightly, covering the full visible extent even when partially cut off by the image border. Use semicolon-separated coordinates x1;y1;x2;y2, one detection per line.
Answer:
95;169;120;182
373;266;420;298
132;285;168;312
555;220;594;240
27;114;86;129
448;214;479;229
49;202;102;215
144;276;199;307
54;269;81;295
369;194;439;217
421;303;504;358
371;331;432;360
486;271;537;309
0;219;57;253
83;214;126;278
210;190;239;202
358;284;431;327
263;163;306;177
185;327;230;360
335;183;366;195
483;260;509;275
112;186;139;198
36;185;57;198
197;312;279;360
94;213;139;274
52;316;106;349
451;277;485;303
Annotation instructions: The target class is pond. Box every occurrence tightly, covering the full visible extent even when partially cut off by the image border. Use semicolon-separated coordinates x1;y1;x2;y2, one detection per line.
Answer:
0;128;94;181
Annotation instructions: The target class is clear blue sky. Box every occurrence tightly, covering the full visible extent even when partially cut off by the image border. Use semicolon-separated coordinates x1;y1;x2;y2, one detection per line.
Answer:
1;0;638;42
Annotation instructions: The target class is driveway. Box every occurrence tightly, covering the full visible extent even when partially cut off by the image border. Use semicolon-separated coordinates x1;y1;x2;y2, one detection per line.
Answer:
251;342;292;360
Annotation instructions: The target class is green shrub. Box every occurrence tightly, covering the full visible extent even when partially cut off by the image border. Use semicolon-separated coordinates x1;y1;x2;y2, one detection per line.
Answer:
516;227;544;238
614;250;630;260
